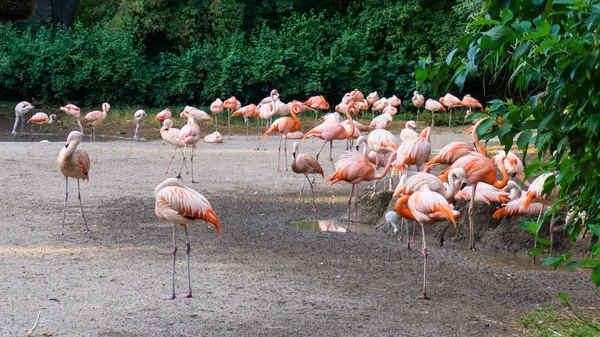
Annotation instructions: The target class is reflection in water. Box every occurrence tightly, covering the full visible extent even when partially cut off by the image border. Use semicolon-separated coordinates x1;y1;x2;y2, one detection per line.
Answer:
290;220;375;233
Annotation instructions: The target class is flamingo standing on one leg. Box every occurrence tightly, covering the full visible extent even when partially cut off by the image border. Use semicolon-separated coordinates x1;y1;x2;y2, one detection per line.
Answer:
439;93;462;127
12;101;35;137
178;118;201;183
395;188;459;299
425;99;445;128
412;91;425;123
154;177;221;300
262;102;302;171
27;112;56;140
231;104;258;141
160;119;188;175
82;102;110;142
57;131;91;236
438;152;509;250
133;109;147;141
155;108;173;126
60;103;83;133
304;95;330;126
223;96;240;137
303;101;357;166
291;142;324;211
210;98;224;131
461;94;484;111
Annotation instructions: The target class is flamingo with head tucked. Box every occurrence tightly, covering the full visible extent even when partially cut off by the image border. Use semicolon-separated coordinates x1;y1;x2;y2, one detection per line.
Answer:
210;98;224;131
60;103;83;133
133;109;147;141
425;99;445;128
412;91;425;123
82;102;110;142
291;142;324;211
231;104;258;140
12;101;35;137
178;118;201;183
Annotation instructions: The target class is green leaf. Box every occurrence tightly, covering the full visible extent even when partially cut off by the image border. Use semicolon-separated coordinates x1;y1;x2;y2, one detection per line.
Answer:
481;25;517;45
454;68;468;92
517;130;533;148
512;42;531;61
476;118;495;136
446;48;458;66
589;224;600;238
557;292;571;302
512;21;532;32
500;9;514;24
592;265;600;288
415;67;427;84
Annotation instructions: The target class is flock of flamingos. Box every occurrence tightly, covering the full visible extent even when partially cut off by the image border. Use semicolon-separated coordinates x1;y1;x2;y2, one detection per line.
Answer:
9;89;560;300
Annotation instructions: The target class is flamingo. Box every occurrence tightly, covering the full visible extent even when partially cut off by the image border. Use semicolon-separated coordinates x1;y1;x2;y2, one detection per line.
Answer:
133;109;147;141
454;183;511;204
461;94;483;111
180;106;213;125
12;101;35;137
400;121;418;141
304;95;330;126
155;108;172;125
57;131;91;236
203;131;223;143
303;101;357;166
291;142;324;211
262;102;302;171
160;119;188;175
438;152;509;250
412;91;425;123
224;96;240;137
387;95;401;107
325;146;397;231
522;172;560;258
366;91;379;107
393;127;432;173
283;131;304;139
395;187;459;299
369;112;393;130
371;97;388;114
231;104;258;140
439;93;462;127
27;112;56;140
384;210;401;237
154;177;221;299
367;129;398;189
425;99;445;128
210;98;224;131
60;103;83;133
382;105;398;116
178;118;201;183
423;142;477;173
82;102;110;142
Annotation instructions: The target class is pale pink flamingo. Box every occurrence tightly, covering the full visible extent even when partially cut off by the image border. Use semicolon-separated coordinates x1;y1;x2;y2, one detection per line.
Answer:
60;103;83;133
369;112;393;130
455;183;511;204
393;127;432;173
210;98;224;131
304;95;330;126
325;147;397;231
57;131;91;236
155;108;172;124
438;152;509;250
461;94;483;111
160;119;188;175
283;131;304;139
395;187;459;299
133;109;147;141
154;177;221;299
12;101;35;137
82;102;110;142
27;112;56;140
224;96;241;136
439;93;462;127
424;99;445;127
291;142;324;211
366;91;379;107
180;106;213;124
400;120;418;141
203;131;223;143
412;91;425;123
262;102;302;171
522;172;560;258
387;95;401;107
231;104;258;140
368;128;398;189
371;97;388;114
303;101;357;166
178;118;201;183
349;89;365;102
382;105;398;116
423;142;477;173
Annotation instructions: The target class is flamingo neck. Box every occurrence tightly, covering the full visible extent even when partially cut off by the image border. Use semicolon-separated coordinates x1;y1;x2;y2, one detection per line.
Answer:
290;109;300;129
374;151;397;179
492;158;509;189
344;110;355;137
395;195;416;221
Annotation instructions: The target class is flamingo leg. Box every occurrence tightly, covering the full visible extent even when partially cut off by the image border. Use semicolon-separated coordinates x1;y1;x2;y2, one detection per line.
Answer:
284;136;288;171
166;225;178;300
177;146;188;179
20;115;25;135
308;176;316;211
346;184;354;232
215;114;218;132
76;118;83;133
469;183;477;251
244;117;249;141
419;223;430;300
405;219;411;250
30;124;35;142
448;108;452;128
134;122;140;141
228;109;231;137
329;141;334;165
416;107;420;123
60;177;69;236
410;221;417;243
165;146;178;174
314;109;319;127
295;176;306;210
431;111;434;128
315;140;328;160
532;206;544;265
77;179;90;233
184;225;193;298
354;184;360;234
277;136;283;171
190;146;196;183
12;114;20;137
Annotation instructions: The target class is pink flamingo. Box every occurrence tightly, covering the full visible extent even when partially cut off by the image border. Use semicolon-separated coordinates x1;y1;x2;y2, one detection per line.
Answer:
224;96;241;136
395;187;459;299
291;142;324;211
438;152;509;250
325;147;397;231
262;102;302;171
461;94;483;111
12;101;35;137
303;101;357;165
393;127;432;173
210;98;224;131
154;177;221;299
366;91;379;107
412;91;425;123
160;119;188;175
367;128;398;189
424;99;446;128
57;131;91;236
400;120;418;141
439;93;462;127
423;142;477;173
178;118;201;183
203;131;223;143
304;95;330;126
133;109;147;141
60;103;83;133
231;104;258;141
370;112;393;130
27;112;57;140
82;102;110;142
522;172;560;258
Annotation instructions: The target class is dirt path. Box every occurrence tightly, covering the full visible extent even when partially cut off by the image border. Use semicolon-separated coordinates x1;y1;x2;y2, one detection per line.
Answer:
0;126;594;336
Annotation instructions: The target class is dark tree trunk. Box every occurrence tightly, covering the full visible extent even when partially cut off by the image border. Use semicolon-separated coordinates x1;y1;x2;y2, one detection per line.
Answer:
50;0;79;28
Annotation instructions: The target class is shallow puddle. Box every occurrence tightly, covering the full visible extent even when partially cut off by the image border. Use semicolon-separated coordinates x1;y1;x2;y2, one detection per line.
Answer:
290;220;375;233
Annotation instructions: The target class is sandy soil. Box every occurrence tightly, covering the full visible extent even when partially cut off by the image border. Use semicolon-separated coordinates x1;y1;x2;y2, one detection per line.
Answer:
0;119;596;337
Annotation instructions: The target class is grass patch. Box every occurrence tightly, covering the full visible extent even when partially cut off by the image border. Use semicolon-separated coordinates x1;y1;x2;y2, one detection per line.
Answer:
518;302;600;337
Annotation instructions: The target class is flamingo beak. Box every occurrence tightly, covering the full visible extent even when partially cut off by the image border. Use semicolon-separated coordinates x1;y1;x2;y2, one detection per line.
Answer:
460;182;467;190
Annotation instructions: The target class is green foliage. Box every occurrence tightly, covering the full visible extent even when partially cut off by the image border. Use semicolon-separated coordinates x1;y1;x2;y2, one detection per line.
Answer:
519;301;600;337
418;0;600;286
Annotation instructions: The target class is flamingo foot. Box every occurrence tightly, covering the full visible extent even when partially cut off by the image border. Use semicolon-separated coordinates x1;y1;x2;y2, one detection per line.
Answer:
406;241;411;251
418;294;430;300
180;292;193;298
163;294;177;300
191;180;196;183
311;206;317;211
58;233;66;237
176;175;182;180
82;228;92;234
